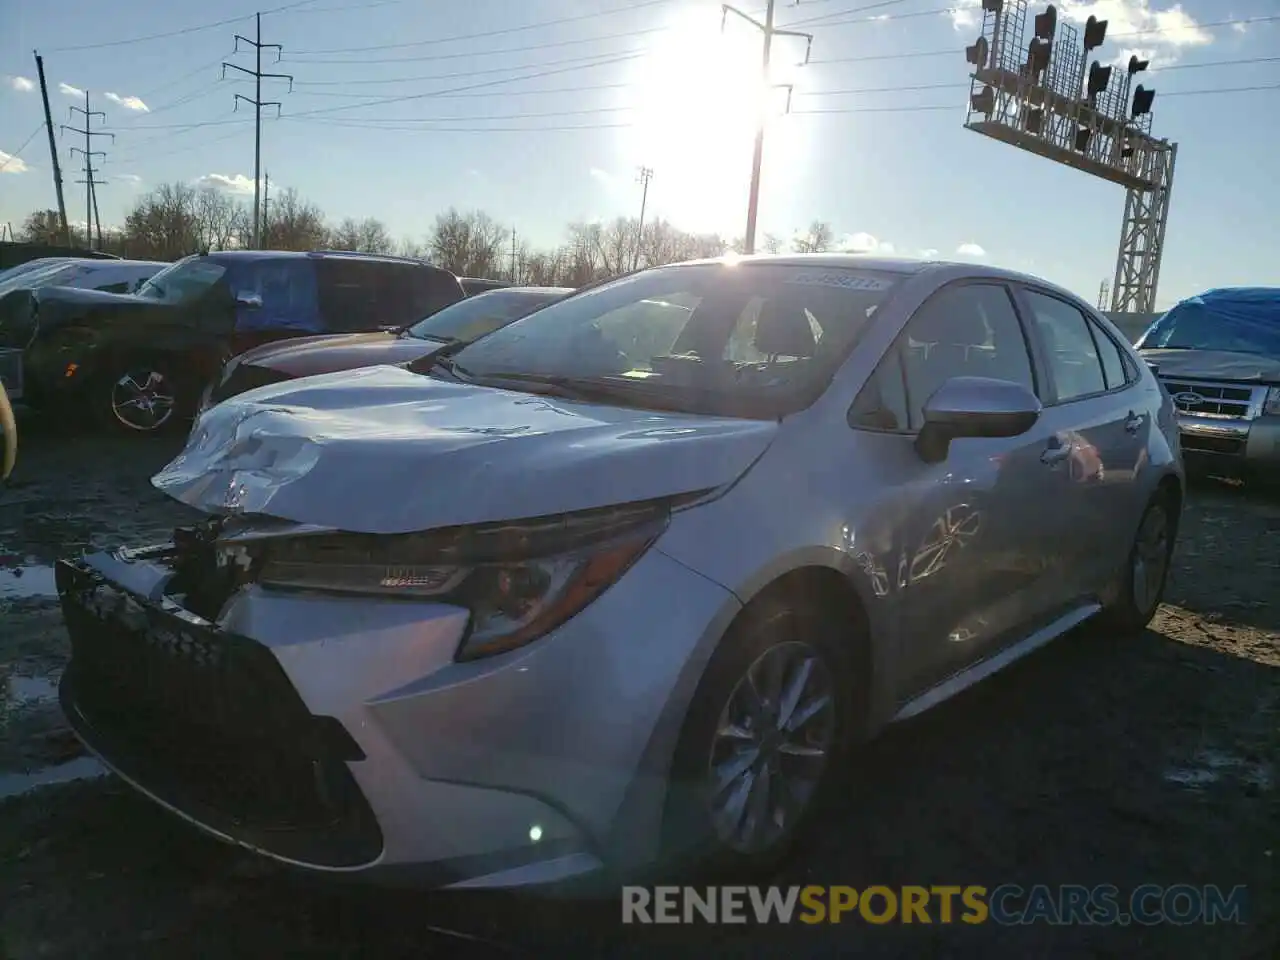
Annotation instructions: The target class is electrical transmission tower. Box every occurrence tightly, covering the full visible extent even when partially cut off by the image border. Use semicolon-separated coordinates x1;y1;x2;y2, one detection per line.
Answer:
62;92;112;250
633;166;653;271
721;0;813;255
223;12;293;249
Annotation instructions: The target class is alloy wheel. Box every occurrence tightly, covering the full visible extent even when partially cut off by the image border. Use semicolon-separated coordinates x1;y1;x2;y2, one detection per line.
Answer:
705;640;836;855
1132;501;1171;614
111;369;176;432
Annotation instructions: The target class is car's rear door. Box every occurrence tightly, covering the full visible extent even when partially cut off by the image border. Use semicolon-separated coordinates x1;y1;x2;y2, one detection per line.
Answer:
1013;285;1149;602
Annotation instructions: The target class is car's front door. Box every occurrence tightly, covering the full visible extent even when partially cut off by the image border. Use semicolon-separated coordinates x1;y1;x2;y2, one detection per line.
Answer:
849;281;1072;698
1015;287;1149;600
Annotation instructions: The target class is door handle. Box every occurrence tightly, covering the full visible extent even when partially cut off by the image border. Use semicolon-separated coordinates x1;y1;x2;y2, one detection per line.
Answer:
1124;411;1145;433
1041;438;1072;466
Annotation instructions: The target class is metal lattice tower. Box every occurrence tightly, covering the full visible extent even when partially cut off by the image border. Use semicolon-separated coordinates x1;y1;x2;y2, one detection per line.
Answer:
962;0;1177;314
1113;143;1177;313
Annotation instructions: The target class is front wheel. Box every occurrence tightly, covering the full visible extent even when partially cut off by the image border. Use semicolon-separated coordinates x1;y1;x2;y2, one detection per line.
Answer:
95;359;189;434
661;598;858;879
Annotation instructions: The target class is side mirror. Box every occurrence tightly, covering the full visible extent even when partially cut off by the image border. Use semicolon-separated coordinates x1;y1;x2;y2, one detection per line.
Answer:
235;291;263;309
915;376;1041;464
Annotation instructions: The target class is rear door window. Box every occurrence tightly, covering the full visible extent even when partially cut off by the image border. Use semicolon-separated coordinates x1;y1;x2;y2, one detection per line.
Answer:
225;257;320;333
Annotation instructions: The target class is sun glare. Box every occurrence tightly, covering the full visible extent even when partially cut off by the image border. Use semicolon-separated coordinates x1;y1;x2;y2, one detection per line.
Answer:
620;5;808;237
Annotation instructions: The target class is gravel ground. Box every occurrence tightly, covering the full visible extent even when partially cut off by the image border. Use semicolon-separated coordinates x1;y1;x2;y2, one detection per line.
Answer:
0;429;1276;959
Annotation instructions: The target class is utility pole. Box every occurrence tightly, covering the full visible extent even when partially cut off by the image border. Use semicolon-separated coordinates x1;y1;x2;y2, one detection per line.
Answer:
509;228;517;282
223;13;293;249
63;92;112;250
262;170;270;246
721;1;812;254
33;52;70;246
1097;279;1111;311
633;166;653;272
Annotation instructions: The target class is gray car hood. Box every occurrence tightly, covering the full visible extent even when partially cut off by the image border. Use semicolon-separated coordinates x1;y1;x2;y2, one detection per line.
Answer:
153;365;779;534
1140;348;1280;384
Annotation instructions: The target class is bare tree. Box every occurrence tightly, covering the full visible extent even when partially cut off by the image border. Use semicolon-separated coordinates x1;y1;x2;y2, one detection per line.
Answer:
262;187;329;251
195;188;247;252
429;208;509;277
328;216;394;254
122;182;202;260
761;232;783;254
19;210;64;245
792;220;834;254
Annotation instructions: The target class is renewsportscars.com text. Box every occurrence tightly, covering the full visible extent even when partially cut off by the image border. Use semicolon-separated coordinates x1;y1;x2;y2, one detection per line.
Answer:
621;884;1248;926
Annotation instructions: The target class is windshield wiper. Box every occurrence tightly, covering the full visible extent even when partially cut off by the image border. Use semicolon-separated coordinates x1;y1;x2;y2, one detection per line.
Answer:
410;340;477;380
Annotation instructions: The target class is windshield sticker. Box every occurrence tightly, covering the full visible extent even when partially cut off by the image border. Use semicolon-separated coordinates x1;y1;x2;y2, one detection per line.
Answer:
785;272;895;291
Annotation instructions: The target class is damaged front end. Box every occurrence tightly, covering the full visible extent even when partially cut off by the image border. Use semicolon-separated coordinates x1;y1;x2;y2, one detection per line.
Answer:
56;521;383;870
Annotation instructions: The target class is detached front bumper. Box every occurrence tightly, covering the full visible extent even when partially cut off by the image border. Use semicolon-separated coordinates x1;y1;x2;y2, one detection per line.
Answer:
56;538;736;887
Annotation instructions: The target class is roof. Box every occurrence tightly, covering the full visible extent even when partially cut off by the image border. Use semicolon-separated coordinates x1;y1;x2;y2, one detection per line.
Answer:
674;253;932;273
204;249;450;269
488;285;574;296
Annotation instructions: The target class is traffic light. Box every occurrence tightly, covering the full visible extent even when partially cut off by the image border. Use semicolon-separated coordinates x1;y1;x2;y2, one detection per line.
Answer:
1026;37;1051;79
1086;61;1112;104
981;0;1003;11
1132;85;1155;117
1083;15;1107;51
1075;127;1091;152
1034;4;1058;41
1128;54;1150;75
1024;107;1044;133
966;36;990;68
971;85;995;115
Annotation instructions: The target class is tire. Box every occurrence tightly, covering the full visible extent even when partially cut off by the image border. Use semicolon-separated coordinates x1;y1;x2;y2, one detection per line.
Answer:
660;595;860;881
94;356;191;435
1097;490;1177;634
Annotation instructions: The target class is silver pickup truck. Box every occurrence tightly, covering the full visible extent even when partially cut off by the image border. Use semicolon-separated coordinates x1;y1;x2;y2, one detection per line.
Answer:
0;379;15;481
1136;287;1280;480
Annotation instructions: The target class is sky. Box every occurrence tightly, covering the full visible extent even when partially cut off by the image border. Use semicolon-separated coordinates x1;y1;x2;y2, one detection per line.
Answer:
1;0;1278;308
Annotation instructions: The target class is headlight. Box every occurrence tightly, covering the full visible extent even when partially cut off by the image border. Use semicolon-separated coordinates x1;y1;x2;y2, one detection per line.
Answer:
1264;386;1280;417
246;500;673;660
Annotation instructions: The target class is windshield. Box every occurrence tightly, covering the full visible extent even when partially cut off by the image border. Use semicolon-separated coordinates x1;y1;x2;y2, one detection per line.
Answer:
0;262;83;296
136;256;228;304
0;258;68;285
406;289;566;343
1139;298;1280;356
446;262;904;417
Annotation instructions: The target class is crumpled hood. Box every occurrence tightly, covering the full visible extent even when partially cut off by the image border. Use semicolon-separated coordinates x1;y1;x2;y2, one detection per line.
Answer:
1140;348;1280;384
234;331;441;379
153;365;778;534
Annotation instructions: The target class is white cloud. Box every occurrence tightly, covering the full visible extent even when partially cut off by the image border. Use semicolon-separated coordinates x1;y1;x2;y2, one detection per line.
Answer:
0;150;30;174
1231;21;1248;35
104;91;149;112
59;82;84;98
116;173;143;185
1059;1;1213;67
952;1;1213;65
839;232;895;255
5;76;35;93
956;242;987;258
196;173;255;195
950;0;980;31
918;248;940;259
589;167;616;189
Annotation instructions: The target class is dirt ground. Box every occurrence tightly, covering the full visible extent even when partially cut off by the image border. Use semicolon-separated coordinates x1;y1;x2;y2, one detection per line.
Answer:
0;428;1276;959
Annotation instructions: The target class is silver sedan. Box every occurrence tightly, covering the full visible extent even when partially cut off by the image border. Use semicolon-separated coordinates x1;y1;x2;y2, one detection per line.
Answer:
56;255;1183;887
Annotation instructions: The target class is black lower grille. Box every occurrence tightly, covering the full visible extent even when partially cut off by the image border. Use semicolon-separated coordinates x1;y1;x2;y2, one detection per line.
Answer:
57;559;383;868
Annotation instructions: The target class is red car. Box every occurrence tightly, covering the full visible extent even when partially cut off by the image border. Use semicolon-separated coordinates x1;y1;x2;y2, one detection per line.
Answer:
202;285;573;410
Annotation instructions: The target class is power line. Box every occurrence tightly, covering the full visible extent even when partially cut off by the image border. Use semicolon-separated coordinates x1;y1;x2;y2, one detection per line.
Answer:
285;52;644;119
281;24;670;64
0;122;44;172
43;0;324;53
290;48;651;86
289;0;677;54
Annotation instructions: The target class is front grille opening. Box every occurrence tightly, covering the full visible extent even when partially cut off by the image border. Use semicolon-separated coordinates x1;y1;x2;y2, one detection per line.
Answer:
59;562;382;868
1182;434;1244;456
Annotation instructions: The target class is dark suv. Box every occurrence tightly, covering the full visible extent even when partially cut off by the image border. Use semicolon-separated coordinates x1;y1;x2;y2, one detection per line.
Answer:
0;250;466;433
